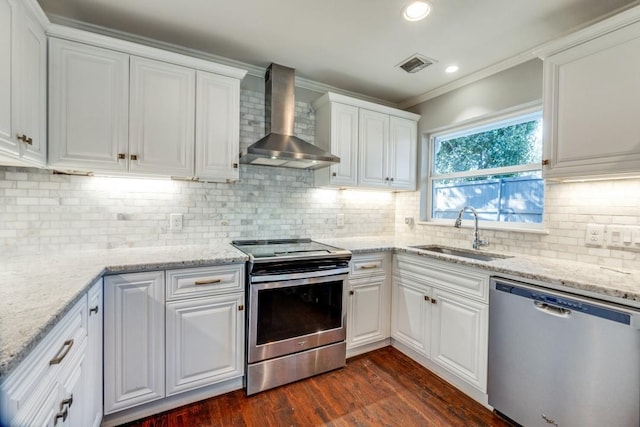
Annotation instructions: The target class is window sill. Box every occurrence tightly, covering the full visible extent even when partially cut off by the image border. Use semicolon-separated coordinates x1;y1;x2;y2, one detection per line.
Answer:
416;220;550;235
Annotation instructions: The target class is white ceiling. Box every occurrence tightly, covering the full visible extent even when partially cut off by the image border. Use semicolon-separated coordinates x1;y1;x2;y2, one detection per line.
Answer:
37;0;639;106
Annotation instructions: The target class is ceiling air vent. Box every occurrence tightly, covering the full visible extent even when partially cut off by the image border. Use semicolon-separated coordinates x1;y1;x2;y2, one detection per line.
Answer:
397;54;437;73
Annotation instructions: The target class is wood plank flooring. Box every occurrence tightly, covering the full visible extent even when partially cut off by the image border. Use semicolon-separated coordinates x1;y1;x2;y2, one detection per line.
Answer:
121;346;512;427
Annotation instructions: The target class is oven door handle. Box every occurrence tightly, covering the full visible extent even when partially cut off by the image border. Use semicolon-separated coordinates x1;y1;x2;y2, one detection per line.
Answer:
249;268;350;285
250;272;349;289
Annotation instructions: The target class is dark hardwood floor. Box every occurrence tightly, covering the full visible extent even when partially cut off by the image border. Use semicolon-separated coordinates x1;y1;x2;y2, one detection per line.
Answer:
121;346;512;427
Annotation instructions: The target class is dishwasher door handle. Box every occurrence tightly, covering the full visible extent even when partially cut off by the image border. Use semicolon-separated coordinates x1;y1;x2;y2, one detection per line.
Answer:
534;301;571;318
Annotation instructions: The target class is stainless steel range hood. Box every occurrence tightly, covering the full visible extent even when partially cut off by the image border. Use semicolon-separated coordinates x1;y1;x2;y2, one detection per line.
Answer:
240;64;340;170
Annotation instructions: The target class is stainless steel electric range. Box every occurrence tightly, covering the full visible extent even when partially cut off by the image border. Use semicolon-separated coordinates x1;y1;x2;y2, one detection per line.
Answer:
231;239;352;395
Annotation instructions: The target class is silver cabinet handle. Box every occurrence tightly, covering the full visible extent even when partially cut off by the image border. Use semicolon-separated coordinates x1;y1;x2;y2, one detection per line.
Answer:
194;278;222;286
54;407;68;425
359;264;378;269
17;134;33;145
50;339;74;365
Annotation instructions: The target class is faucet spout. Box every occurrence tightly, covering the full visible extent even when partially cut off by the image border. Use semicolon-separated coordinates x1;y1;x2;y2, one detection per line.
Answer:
453;206;489;250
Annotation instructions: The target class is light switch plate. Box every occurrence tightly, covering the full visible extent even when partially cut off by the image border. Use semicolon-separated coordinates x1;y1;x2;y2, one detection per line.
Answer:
170;213;183;231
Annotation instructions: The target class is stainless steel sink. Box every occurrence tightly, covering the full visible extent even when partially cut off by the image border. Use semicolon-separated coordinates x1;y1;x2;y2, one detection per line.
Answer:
410;245;513;262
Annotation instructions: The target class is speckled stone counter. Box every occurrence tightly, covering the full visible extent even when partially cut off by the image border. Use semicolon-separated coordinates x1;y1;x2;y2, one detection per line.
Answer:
0;243;247;380
319;236;640;308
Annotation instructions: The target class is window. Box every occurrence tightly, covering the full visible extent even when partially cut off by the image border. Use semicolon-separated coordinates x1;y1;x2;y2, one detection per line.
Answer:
424;107;544;227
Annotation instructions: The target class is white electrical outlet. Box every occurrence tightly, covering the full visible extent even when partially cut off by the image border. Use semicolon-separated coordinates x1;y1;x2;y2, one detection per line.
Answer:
170;213;183;231
585;224;605;246
336;214;345;228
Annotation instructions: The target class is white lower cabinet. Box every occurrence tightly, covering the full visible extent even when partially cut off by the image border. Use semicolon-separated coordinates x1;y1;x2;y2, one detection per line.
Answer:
86;279;103;427
166;293;244;396
103;264;245;421
391;275;431;356
104;271;165;414
430;288;488;391
0;288;91;427
346;253;390;355
391;254;489;396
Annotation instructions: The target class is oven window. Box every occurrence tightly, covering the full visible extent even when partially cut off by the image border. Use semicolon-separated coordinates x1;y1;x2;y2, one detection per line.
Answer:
256;280;343;345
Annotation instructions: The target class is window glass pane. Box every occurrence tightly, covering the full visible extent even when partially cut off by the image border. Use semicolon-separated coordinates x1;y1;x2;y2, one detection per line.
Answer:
433;116;542;175
431;171;544;224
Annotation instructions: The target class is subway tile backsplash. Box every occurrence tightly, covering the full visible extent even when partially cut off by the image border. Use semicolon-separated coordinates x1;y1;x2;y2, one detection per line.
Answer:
1;87;639;270
0;89;395;254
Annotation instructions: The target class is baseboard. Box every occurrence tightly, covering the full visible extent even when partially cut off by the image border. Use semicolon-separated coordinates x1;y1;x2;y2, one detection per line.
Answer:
390;339;489;408
101;377;243;427
346;338;391;358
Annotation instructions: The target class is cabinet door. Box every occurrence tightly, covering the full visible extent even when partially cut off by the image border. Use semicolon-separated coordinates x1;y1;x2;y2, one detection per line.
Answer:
0;0;14;151
347;276;388;350
59;353;87;427
14;5;46;164
49;39;129;173
430;288;488;392
358;109;389;188
129;57;195;176
104;272;165;414
543;20;640;179
330;103;359;186
86;280;103;427
391;276;430;356
388;116;417;190
195;71;240;181
0;0;46;165
166;293;244;396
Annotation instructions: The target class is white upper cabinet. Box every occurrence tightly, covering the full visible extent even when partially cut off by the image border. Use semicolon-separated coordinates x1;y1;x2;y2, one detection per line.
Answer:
314;102;359;186
388;116;417;190
538;7;640;180
129;57;195;176
46;26;247;179
359;109;389;188
195;71;241;181
49;38;129;173
0;0;46;167
313;92;420;190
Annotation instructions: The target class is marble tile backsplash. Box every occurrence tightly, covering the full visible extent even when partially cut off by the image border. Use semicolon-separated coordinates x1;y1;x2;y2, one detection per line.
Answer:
394;179;640;270
0;89;395;254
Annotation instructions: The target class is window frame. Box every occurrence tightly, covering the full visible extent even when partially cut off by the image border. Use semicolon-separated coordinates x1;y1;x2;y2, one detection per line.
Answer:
420;101;546;231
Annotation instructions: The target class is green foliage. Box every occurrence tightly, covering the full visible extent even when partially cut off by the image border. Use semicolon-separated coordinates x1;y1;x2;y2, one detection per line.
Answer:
434;120;541;175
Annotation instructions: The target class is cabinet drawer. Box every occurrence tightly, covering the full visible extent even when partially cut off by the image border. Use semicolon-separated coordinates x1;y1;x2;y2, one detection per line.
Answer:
0;295;87;423
166;264;244;301
350;253;387;278
394;254;489;302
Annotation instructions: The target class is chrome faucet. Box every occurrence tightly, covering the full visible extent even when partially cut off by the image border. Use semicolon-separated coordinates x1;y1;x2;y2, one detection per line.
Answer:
454;206;489;250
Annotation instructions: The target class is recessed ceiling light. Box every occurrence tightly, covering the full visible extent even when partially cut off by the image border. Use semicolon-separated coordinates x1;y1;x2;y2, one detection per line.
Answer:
403;1;432;21
445;65;459;73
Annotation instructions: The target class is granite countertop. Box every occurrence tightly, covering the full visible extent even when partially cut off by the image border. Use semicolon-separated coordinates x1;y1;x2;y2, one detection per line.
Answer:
3;236;640;381
0;243;248;380
319;236;640;307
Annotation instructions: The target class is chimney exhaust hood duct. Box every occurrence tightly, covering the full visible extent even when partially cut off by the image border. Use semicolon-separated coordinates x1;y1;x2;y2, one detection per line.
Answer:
239;63;340;170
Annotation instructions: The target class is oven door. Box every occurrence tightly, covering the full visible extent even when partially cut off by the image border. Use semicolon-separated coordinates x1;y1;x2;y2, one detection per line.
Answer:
248;273;347;364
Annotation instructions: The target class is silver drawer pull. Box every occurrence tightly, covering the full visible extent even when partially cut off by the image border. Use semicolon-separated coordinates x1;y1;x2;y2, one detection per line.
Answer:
60;394;73;410
50;339;74;365
54;407;68;425
359;264;378;269
194;278;222;286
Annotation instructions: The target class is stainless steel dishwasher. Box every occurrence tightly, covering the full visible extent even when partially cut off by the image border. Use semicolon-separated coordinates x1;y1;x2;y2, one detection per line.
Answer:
489;277;640;427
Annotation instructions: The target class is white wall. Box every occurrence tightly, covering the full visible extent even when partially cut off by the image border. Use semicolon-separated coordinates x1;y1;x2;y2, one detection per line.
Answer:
396;58;640;270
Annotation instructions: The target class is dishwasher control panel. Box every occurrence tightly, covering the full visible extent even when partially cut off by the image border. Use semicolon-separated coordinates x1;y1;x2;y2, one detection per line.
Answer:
494;280;632;325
